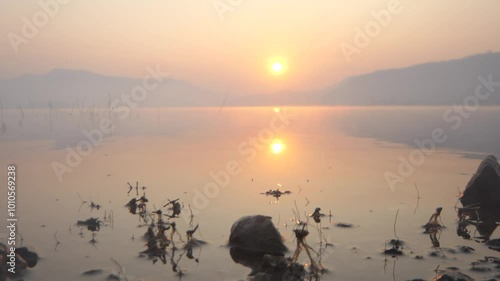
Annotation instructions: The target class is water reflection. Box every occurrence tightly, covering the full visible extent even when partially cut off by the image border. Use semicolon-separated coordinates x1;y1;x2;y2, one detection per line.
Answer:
124;189;204;277
424;207;444;248
230;247;271;276
230;218;329;281
1;107;499;160
337;107;500;158
428;228;441;248
457;206;500;244
230;247;308;281
261;184;292;201
3;107;500;280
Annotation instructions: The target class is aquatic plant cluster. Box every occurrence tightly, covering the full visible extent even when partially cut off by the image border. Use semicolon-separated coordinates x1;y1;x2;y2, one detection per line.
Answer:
124;181;203;277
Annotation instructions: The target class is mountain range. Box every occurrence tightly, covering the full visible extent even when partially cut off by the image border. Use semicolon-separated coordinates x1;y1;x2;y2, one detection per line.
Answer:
1;52;499;108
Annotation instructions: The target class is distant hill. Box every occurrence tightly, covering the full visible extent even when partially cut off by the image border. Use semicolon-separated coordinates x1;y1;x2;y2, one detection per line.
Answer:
321;52;500;105
0;68;225;108
1;52;500;108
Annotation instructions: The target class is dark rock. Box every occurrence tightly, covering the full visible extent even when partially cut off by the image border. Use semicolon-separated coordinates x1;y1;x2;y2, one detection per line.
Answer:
0;244;6;281
261;254;288;270
229;215;287;255
457;206;500;241
15;247;38;268
460;155;500;208
230;247;267;276
487;239;500;251
229;216;304;281
0;243;39;278
489;239;500;246
335;222;353;228
82;269;104;275
433;270;475;281
107;274;121;281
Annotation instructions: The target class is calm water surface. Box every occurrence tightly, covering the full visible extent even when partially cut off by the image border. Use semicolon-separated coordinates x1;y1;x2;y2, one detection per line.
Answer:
0;107;499;281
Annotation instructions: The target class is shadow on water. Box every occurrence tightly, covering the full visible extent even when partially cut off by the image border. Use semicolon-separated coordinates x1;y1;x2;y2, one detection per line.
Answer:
457;205;500;250
124;184;205;279
230;247;276;276
336;107;500;158
230;246;308;281
424;207;444;248
261;185;292;201
230;213;332;281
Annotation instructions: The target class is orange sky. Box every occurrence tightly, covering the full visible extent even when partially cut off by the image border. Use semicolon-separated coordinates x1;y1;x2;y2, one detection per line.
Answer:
1;1;499;94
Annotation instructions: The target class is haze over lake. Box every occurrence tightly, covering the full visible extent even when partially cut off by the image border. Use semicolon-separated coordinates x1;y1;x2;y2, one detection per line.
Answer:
2;1;500;280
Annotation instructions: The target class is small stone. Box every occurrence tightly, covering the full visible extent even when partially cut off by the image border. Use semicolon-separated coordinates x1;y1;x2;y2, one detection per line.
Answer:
15;247;39;268
229;215;287;255
82;269;104;275
335;222;353;228
458;246;475;253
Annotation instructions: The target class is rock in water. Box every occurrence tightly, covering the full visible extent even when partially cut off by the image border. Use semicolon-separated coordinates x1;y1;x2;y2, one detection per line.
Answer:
16;247;39;268
0;244;6;281
460;155;500;208
0;243;39;279
230;215;287;255
433;270;475;281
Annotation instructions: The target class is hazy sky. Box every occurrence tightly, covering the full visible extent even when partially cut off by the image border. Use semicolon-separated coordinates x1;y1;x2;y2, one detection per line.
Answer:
1;1;499;94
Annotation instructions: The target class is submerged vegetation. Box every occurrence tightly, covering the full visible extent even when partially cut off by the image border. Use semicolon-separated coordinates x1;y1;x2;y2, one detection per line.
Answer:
384;209;404;257
291;221;326;280
3;156;500;281
62;182;205;280
229;206;331;281
424;207;444;248
124;182;204;278
262;185;292;201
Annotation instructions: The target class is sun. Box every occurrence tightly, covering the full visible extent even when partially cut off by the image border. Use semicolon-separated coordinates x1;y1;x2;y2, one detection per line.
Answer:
268;57;287;75
271;62;284;73
271;140;285;154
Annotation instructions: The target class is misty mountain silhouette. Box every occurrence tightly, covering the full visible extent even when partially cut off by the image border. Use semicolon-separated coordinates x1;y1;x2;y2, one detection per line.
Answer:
322;52;500;106
1;52;499;108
